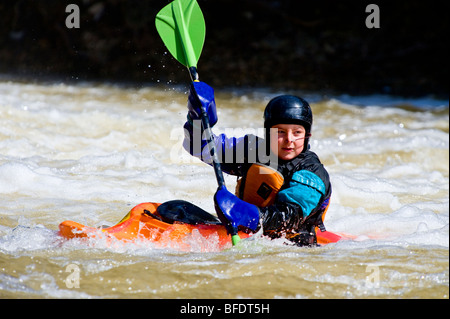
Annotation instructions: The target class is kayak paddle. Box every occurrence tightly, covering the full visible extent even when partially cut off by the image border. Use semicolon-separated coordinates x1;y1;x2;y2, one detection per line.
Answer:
155;0;241;245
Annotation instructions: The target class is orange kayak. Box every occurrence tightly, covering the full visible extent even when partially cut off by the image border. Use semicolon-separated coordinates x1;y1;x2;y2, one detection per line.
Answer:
59;201;341;250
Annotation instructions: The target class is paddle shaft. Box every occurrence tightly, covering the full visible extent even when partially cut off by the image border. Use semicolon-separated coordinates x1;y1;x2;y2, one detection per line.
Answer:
188;67;225;189
156;0;239;244
190;67;240;243
186;45;240;244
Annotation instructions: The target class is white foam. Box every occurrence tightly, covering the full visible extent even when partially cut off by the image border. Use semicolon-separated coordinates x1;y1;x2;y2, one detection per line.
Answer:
0;81;448;298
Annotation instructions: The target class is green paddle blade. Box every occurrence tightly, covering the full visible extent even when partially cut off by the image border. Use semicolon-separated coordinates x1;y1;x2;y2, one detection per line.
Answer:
155;0;205;69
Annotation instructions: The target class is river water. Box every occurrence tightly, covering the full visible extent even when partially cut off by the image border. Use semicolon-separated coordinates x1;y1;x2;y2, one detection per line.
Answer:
0;80;448;299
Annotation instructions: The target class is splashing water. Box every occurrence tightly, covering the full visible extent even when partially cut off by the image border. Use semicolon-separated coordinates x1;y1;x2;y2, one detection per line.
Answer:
0;81;448;298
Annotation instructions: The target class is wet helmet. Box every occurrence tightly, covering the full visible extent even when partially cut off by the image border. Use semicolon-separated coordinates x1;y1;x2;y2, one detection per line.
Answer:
264;95;313;132
263;95;313;152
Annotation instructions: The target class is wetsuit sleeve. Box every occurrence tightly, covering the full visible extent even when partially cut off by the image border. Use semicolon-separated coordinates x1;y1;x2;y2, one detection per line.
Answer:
183;120;260;175
259;170;326;232
277;170;326;218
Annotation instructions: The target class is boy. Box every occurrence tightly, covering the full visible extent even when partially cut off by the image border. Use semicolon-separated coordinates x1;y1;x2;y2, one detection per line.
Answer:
183;82;331;246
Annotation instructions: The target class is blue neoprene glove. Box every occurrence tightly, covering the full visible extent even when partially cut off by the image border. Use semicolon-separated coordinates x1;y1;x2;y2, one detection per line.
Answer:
214;186;260;232
187;81;218;127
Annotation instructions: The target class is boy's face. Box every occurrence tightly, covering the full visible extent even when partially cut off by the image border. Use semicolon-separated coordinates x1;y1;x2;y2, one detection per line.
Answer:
270;124;307;160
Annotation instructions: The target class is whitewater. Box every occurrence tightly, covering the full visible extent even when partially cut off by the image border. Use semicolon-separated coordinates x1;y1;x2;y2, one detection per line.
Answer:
0;80;448;298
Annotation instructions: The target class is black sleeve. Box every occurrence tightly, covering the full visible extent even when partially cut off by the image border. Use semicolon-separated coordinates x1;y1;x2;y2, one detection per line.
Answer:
183;121;266;177
258;201;304;237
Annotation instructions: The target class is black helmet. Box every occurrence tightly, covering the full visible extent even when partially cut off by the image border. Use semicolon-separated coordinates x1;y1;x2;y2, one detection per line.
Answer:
264;95;313;153
263;95;313;133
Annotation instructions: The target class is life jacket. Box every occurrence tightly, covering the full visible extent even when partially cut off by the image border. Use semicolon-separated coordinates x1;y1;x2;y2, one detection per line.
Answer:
235;160;331;243
235;163;284;208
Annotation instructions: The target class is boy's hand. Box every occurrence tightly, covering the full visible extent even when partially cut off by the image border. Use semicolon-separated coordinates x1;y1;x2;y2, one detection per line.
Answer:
214;186;260;232
187;81;218;127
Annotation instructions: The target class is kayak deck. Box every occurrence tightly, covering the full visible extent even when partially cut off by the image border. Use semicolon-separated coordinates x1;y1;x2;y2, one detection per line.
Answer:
59;202;342;250
59;202;250;250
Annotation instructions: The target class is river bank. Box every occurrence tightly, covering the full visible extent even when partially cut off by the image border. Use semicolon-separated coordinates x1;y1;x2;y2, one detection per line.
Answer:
1;0;448;97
